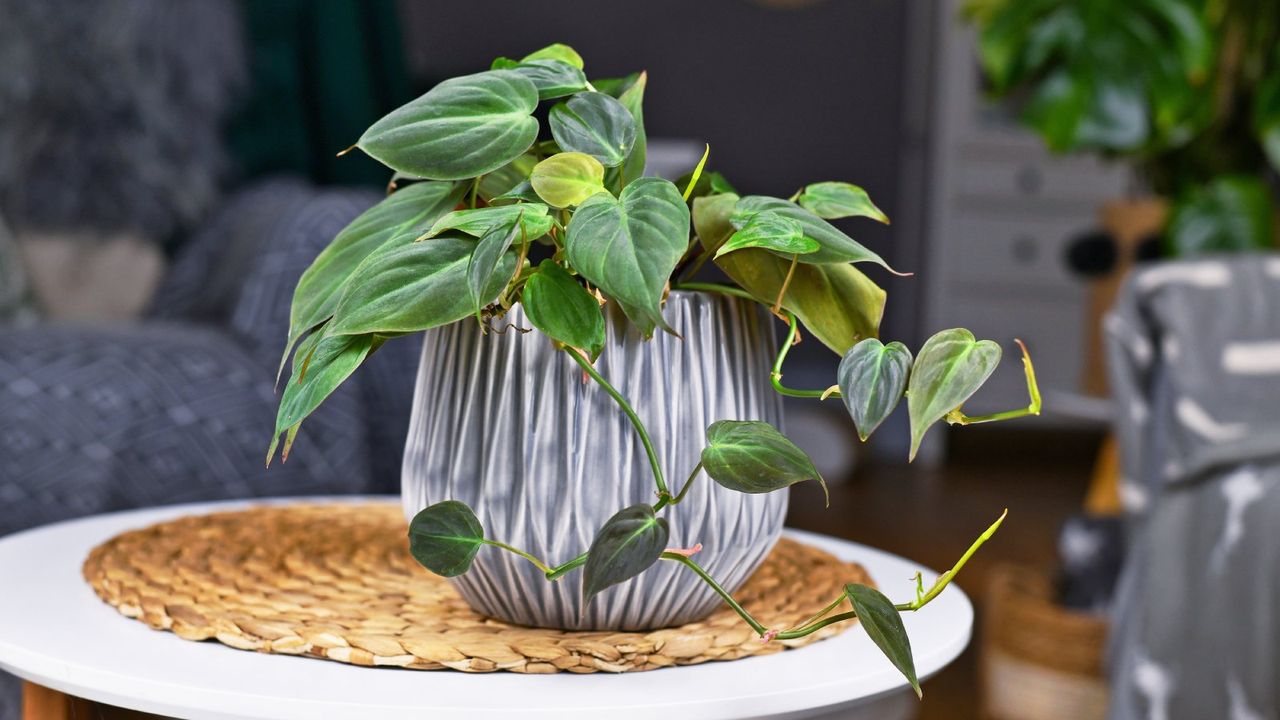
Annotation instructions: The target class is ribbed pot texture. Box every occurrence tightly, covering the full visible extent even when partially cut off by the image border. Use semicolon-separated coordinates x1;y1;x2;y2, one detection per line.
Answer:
401;291;786;630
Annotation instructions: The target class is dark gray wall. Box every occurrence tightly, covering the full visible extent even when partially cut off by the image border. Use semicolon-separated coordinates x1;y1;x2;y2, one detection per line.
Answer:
400;0;911;383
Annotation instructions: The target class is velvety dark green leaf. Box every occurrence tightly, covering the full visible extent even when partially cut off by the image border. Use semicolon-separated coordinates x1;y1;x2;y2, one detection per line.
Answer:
583;504;669;603
509;59;588;100
358;70;540;180
467;221;523;321
478;154;538;201
283;181;465;377
565;177;690;336
549;92;637;168
839;339;912;441
530;152;606;208
408;500;485;577
907;329;1002;460
270;331;374;458
425;203;552;241
846;583;920;698
521;42;584;69
611;72;648;186
796;182;889;223
327;237;517;336
1166;175;1275;256
700;420;827;502
695;193;884;354
733;196;895;270
522;260;606;357
715;210;818;259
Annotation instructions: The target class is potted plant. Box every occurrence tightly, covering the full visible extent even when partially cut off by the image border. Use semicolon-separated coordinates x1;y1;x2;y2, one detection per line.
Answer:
268;43;1040;696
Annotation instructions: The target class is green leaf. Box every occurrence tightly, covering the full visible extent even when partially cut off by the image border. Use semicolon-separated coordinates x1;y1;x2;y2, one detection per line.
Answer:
521;42;584;69
695;194;884;354
715;210;819;259
357;70;540;180
907;329;1002;460
424;203;552;241
327;237;517;336
271;331;375;458
733;196;895;270
846;583;920;698
522;260;606;358
509;59;588;100
477;154;538;201
582;504;670;603
1166;176;1275;256
549;92;637;168
565;177;690;336
597;72;648;187
796;182;889;224
467;221;523;322
839;339;912;441
408;500;485;577
530;152;606;208
490;180;543;205
700;420;827;502
282;181;465;378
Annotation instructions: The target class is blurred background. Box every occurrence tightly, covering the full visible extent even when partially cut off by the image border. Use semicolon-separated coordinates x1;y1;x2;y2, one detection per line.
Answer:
2;1;1278;719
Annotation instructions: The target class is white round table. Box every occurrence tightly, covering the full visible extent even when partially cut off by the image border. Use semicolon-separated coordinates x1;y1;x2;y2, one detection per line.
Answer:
0;498;972;719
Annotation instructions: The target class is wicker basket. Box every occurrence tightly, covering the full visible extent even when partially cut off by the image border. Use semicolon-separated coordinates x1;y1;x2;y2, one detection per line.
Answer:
980;564;1110;720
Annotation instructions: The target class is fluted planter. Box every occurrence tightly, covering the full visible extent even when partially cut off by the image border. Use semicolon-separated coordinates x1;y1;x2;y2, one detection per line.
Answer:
401;291;786;631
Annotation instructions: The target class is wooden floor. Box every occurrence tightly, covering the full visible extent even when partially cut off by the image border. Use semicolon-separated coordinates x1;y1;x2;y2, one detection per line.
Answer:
785;426;1102;720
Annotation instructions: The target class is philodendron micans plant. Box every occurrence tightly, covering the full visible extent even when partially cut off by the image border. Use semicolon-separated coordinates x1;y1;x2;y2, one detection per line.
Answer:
268;43;1041;696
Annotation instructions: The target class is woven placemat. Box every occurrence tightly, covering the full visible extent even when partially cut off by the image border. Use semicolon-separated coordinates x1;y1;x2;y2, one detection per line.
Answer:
83;503;869;674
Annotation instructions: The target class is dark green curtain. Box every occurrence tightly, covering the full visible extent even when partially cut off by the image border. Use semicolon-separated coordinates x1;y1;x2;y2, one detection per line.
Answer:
229;0;409;187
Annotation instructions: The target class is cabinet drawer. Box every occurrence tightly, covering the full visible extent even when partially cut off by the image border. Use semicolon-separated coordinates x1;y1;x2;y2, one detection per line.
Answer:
953;154;1128;207
942;214;1095;293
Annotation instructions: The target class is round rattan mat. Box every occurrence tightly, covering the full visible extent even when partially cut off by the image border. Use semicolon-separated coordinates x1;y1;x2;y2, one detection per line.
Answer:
83;503;869;674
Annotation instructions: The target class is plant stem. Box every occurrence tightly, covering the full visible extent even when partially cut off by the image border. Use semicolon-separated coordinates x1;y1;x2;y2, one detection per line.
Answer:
945;340;1041;426
671;461;702;505
564;348;668;497
894;508;1007;611
661;553;767;635
671;281;758;303
773;254;799;313
771;312;842;399
545;553;587;581
483;539;552;574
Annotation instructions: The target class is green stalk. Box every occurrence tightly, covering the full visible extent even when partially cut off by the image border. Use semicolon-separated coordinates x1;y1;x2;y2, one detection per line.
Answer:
661;553;768;635
483;539;552;574
545;553;586;581
565;348;668;497
671;281;758;303
771;312;842;399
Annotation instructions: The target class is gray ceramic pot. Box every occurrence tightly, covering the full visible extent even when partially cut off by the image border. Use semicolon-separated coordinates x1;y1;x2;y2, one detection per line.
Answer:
401;291;786;630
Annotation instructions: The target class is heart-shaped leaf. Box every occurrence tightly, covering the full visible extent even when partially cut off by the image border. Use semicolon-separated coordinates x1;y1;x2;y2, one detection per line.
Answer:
796;182;889;223
509;59;588;100
695;194;884;354
715;210;819;259
477;154;538;202
839;339;913;441
408;500;485;577
522;260;606;358
521;42;584;69
530;152;606;208
846;583;920;698
327;237;517;336
424;203;552;241
270;330;374;461
490;180;543;206
358;70;540;180
700;420;827;502
467;221;523;322
282;181;465;378
601;72;648;187
583;504;670;603
907;329;1002;460
549;92;637;168
565;177;690;336
733;196;895;270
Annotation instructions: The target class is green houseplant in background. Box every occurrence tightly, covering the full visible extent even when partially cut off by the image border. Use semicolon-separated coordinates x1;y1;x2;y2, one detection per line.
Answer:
268;43;1041;696
965;0;1280;255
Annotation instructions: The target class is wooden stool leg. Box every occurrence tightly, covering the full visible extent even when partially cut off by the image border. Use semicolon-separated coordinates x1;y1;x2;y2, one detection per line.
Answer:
23;681;95;720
